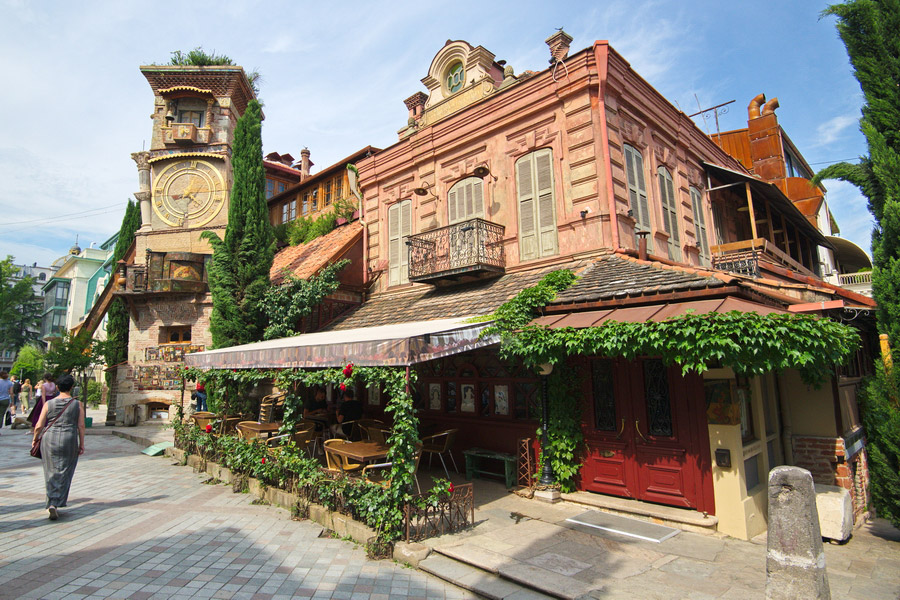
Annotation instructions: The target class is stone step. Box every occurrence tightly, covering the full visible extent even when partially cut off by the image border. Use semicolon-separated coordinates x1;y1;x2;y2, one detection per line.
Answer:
561;491;718;535
431;545;595;600
419;553;555;600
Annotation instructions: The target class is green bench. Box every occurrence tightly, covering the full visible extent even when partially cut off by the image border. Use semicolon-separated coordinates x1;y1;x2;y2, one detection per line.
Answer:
463;448;517;488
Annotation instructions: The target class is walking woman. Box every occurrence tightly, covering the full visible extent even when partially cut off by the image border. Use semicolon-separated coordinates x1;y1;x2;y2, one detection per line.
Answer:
28;373;57;429
31;374;85;521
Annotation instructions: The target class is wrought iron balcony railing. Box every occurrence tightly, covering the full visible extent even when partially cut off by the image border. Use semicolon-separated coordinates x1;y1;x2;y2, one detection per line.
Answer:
408;218;505;283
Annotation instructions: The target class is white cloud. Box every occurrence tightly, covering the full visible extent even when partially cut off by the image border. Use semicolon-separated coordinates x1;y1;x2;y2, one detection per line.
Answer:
814;113;860;147
826;180;873;255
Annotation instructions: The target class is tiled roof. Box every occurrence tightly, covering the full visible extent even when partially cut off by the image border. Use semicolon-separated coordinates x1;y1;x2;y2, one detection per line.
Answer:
551;253;728;305
322;264;573;331
270;222;362;284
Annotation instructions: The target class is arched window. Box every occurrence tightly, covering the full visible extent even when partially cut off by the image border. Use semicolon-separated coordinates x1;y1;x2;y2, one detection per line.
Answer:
690;187;710;266
623;144;651;236
516;149;558;261
448;177;484;224
38;272;46;281
657;167;681;261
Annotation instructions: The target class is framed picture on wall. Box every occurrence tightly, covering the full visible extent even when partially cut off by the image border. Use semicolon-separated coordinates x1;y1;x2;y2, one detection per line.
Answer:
428;383;442;410
494;384;509;416
460;384;476;413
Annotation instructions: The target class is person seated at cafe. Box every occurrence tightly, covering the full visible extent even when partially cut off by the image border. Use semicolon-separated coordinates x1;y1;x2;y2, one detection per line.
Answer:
303;386;329;431
336;388;363;439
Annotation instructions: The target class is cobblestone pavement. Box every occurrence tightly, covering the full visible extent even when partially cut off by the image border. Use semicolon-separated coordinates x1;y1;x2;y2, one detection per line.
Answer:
0;428;477;600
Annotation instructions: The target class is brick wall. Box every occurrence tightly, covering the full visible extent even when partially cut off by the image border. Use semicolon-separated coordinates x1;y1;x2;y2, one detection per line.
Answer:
792;435;871;524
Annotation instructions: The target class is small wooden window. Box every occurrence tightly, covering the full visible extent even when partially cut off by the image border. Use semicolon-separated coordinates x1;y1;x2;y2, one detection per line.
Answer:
161;326;192;344
516;148;558;261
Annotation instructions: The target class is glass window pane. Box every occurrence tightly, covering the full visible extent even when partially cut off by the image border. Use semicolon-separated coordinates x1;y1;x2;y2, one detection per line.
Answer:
592;359;617;431
643;359;673;437
745;454;761;491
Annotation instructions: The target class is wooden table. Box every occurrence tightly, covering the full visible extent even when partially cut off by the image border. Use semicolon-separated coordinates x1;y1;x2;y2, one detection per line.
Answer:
236;422;282;438
325;441;390;463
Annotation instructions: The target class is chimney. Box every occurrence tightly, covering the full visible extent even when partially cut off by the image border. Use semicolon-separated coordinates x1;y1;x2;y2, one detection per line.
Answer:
545;29;573;63
747;93;786;182
404;92;428;122
299;148;311;178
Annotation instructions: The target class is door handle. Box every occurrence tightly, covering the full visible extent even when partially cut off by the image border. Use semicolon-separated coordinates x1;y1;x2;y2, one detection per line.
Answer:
615;418;625;440
635;420;648;443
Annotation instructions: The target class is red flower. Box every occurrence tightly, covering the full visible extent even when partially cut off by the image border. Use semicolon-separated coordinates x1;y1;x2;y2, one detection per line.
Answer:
261;457;266;464
448;483;455;494
340;383;346;391
205;424;212;433
342;363;354;377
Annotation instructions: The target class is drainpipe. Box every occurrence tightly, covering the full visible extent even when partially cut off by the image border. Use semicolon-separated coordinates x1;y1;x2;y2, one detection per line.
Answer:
637;231;649;261
748;93;766;119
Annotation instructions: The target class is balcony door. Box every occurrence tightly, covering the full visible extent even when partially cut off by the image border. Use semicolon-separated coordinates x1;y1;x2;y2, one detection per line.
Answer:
448;178;485;270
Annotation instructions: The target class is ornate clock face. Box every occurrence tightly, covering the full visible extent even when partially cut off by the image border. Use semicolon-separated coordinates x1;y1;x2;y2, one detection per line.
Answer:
152;159;227;227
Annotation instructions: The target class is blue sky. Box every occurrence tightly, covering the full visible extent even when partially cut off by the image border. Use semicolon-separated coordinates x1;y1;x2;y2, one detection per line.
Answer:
0;0;872;268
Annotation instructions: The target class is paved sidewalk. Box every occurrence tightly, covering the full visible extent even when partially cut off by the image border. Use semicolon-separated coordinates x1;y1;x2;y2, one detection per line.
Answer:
0;427;477;600
423;476;900;599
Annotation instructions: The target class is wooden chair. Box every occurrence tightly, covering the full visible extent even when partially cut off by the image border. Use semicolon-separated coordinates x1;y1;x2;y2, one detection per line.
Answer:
266;424;316;457
363;425;392;445
323;439;363;474
190;412;216;430
236;421;263;441
355;419;386;440
421;429;459;478
362;445;422;493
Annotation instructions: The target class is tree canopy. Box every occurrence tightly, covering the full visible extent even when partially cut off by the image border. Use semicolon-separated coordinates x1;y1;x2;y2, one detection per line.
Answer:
0;256;40;353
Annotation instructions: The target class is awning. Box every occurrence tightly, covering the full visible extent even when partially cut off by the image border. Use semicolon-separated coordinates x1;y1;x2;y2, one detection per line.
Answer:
702;162;832;248
184;317;498;370
531;297;785;328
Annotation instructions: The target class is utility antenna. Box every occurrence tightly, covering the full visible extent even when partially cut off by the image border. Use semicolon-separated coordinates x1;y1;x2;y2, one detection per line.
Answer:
688;99;735;143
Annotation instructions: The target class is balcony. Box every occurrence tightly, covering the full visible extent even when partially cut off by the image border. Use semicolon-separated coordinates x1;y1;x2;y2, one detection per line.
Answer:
119;252;209;295
408;218;505;284
711;237;817;279
162;124;211;145
837;271;873;297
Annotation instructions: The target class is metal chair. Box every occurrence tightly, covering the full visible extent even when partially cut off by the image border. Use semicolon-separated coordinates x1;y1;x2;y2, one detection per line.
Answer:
421;429;459;478
266;424;316;457
323;439;363;474
363;425;392;445
355;419;386;440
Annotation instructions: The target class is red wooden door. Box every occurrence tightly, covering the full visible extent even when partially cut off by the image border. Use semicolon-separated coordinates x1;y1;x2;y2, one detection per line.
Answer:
580;358;712;513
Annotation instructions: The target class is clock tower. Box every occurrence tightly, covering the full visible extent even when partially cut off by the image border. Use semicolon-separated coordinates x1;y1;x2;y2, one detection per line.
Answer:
112;65;257;424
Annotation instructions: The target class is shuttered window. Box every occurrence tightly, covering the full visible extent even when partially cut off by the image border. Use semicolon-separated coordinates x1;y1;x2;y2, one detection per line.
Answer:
657;167;681;261
623;144;651;237
690;187;710;266
516;148;558;261
448;177;484;224
388;200;412;286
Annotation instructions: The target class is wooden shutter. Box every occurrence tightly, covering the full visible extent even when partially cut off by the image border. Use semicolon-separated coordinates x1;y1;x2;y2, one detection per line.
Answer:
535;148;558;257
624;145;650;234
449;178;484;223
691;187;710;265
517;155;537;260
400;200;411;283
388;203;401;286
658;167;681;261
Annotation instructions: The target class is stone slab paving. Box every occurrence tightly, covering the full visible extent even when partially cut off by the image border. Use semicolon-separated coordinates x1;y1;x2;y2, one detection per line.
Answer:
428;476;900;599
0;427;477;600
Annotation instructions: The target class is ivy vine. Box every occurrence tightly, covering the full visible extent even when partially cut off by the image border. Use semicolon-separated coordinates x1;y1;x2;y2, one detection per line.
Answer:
262;259;349;340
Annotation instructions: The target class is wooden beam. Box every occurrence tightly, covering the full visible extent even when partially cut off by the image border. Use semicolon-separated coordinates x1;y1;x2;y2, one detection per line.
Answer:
745;182;758;240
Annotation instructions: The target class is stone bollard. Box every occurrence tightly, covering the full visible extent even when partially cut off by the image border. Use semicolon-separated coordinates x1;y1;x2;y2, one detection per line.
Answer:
766;466;831;600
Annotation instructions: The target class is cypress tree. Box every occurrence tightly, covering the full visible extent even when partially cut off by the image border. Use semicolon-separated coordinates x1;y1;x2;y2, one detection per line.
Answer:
104;200;140;423
816;0;900;526
202;99;274;348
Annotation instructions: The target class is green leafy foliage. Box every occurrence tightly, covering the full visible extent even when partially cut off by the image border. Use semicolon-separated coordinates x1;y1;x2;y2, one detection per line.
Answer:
202;99;274;349
540;364;584;492
167;47;260;93
262;259;349;340
858;364;900;527
44;331;99;377
503;311;859;387
10;344;44;382
0;256;40;352
104;200;141;387
481;269;577;337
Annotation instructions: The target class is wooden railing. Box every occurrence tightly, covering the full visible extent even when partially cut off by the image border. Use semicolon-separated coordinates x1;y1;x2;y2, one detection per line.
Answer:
711;238;817;278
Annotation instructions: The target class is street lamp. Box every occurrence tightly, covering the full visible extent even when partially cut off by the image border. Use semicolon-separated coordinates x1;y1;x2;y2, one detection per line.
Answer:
537;362;555;486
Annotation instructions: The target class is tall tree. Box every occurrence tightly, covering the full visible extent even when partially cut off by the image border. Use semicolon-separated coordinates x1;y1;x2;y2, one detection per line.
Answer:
104;200;141;374
0;256;40;352
816;0;900;526
201;99;274;348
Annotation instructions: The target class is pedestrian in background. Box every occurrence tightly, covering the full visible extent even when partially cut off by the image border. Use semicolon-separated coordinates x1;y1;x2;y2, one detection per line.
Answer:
0;372;13;432
9;375;22;417
28;373;57;429
32;374;85;521
20;378;32;412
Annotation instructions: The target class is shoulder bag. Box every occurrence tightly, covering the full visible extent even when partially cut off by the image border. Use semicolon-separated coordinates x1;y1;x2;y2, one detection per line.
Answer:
30;398;77;459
